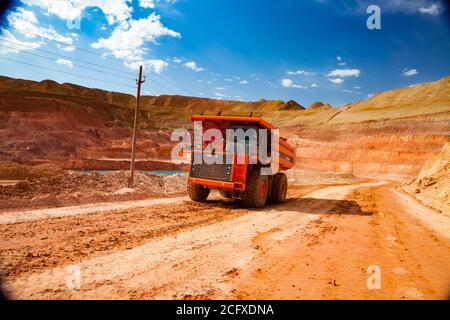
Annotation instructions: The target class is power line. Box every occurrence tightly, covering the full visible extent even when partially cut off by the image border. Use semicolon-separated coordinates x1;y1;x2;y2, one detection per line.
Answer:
141;64;192;96
2;39;186;94
0;43;137;81
8;27;194;96
0;56;137;90
141;76;178;95
11;26;136;74
0;38;136;79
0;46;180;96
141;81;171;95
153;73;192;96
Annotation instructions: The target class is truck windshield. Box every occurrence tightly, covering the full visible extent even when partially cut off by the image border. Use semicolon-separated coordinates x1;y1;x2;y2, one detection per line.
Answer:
225;125;258;156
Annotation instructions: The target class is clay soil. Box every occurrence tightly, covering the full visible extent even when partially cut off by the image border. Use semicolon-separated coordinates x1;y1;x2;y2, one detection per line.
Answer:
1;177;449;300
0;170;186;212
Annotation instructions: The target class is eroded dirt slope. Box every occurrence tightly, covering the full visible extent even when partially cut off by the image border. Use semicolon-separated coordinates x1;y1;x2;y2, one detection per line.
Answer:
0;170;186;212
403;142;450;213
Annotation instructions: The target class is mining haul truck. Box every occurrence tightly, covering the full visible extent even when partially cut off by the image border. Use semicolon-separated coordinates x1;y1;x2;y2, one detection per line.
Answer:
187;115;295;208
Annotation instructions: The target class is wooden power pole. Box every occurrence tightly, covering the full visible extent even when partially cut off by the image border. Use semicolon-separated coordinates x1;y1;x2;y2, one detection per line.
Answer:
128;65;145;188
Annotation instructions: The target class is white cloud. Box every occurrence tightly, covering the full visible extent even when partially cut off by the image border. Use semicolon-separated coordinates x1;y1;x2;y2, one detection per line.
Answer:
367;93;374;98
172;57;182;63
92;13;180;71
342;89;361;94
0;30;41;54
224;78;233;82
183;61;204;72
214;92;227;98
402;68;418;76
353;0;444;15
56;58;74;68
9;3;180;75
337;56;342;61
338;62;346;66
250;73;261;80
21;0;133;24
311;83;318;88
286;70;315;76
215;87;226;90
6;8;74;46
419;3;443;15
239;80;249;85
328;78;344;84
281;79;306;89
281;79;293;87
327;69;360;77
62;45;76;52
139;0;156;9
125;59;168;73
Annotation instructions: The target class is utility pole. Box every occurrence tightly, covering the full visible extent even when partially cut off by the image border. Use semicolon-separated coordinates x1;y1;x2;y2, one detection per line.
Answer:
128;65;145;188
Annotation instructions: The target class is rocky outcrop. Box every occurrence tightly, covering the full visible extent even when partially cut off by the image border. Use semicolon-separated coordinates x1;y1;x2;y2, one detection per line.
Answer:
402;143;450;212
307;102;332;110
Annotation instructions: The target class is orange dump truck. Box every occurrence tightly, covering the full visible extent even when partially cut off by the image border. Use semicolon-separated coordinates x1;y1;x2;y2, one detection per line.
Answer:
187;115;295;208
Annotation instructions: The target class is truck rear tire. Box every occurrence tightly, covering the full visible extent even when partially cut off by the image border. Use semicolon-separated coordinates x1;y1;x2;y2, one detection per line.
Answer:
243;169;268;208
269;173;287;204
187;183;210;202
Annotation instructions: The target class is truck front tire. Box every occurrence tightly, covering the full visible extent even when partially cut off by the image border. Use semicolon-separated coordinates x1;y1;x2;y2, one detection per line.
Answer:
243;169;268;208
187;183;210;202
269;173;288;204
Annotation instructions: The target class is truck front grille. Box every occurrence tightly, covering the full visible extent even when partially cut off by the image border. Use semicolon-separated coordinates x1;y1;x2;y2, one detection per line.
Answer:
190;162;232;182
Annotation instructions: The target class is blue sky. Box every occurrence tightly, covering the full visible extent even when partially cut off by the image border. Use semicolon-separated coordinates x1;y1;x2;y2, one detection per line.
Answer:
0;0;449;107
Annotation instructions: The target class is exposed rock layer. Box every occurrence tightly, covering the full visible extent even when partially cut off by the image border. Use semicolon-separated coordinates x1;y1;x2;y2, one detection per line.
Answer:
0;75;449;179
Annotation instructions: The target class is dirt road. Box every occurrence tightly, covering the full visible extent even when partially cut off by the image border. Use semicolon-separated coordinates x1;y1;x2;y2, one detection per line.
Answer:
1;181;449;300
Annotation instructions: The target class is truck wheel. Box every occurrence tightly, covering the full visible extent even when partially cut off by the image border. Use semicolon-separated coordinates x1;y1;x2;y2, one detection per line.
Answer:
243;169;268;208
187;183;210;202
269;173;287;204
219;190;233;199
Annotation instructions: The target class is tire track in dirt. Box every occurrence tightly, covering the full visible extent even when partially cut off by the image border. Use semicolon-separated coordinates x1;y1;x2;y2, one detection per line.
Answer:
0;197;188;224
2;183;369;299
0;199;249;279
233;184;450;300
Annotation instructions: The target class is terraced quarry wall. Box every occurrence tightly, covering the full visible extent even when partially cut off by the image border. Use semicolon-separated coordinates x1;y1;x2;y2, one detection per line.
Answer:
286;117;449;181
283;77;450;181
0;75;449;179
